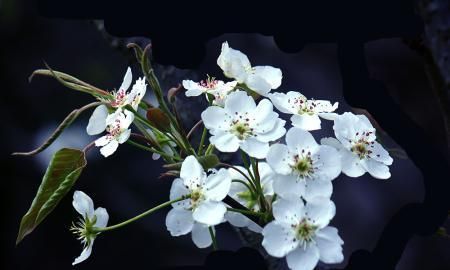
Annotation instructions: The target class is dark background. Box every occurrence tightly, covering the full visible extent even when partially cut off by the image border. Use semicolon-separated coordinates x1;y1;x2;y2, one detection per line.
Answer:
2;0;450;269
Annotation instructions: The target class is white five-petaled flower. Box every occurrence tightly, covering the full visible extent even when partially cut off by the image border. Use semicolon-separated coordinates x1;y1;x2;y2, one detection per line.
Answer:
217;42;282;96
269;91;338;131
86;67;146;136
94;109;134;157
321;112;393;179
182;77;237;106
225;162;274;232
70;191;109;265
201;90;286;159
266;127;341;200
262;197;343;270
166;156;231;240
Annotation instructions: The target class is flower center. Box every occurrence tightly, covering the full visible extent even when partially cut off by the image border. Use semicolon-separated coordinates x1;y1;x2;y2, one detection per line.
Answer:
111;89;127;107
230;121;252;140
288;97;316;115
350;131;375;159
294;219;318;244
199;76;218;89
292;152;314;178
106;119;123;139
70;215;98;247
190;189;205;209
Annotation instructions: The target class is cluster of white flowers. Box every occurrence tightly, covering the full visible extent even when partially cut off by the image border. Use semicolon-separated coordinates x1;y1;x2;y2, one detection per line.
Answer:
177;42;393;270
86;67;146;157
68;42;393;269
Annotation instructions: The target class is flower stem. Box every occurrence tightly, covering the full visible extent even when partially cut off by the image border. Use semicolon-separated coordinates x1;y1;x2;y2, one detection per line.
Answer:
197;126;208;155
209;226;218;250
96;195;190;232
226;207;265;218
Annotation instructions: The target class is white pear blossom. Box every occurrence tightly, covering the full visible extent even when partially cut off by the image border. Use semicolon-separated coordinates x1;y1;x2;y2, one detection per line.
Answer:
217;42;282;96
262;197;343;270
266;128;341;200
269;91;338;131
321;112;393;179
225;162;274;232
182;77;237;106
165;156;231;240
86;67;146;135
201;90;286;159
94;109;134;157
70;191;109;265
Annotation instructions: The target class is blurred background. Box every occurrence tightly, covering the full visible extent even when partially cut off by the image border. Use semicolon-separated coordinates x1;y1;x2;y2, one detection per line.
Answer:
1;1;450;269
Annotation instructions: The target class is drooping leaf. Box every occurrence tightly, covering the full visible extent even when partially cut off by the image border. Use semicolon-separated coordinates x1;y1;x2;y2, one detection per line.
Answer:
16;148;87;244
12;102;104;156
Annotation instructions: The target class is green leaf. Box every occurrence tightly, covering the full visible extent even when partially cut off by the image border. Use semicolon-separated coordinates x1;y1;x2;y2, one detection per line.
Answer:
12;102;103;156
16;148;87;244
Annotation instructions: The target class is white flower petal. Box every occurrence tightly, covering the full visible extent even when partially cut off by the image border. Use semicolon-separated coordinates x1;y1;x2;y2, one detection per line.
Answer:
245;73;272;96
183;80;204;96
368;141;393;165
320;137;345;151
313;100;338;113
240;137;270;159
210;131;240;153
340;150;366;177
273;174;306;200
225;211;250;227
266;144;292;175
119;67;132;91
73;191;95;218
252;66;282;89
303;179;333;201
117;129;131;144
99;140;119;157
286;244;320;270
86;105;108;135
193;201;226;226
251;99;278;133
315;145;341;180
318;112;339;121
259;162;275;196
225;91;256;114
165;208;194;236
180;156;206;189
272;197;304;225
262;221;298;258
360;158;391;179
305;196;336;229
191;223;213;248
217;42;251;83
201;106;229;131
72;241;93;265
286;127;319;153
315;226;344;264
93;207;109;228
94;135;111;147
169;178;191;209
205;168;231;201
255;118;286;143
291;114;322;131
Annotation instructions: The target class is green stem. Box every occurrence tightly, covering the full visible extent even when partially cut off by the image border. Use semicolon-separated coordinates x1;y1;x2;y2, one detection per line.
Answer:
127;140;180;161
197;127;208;155
226;207;265;218
232;179;257;196
97;196;189;232
250;158;267;212
205;144;214;155
209;226;218;250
